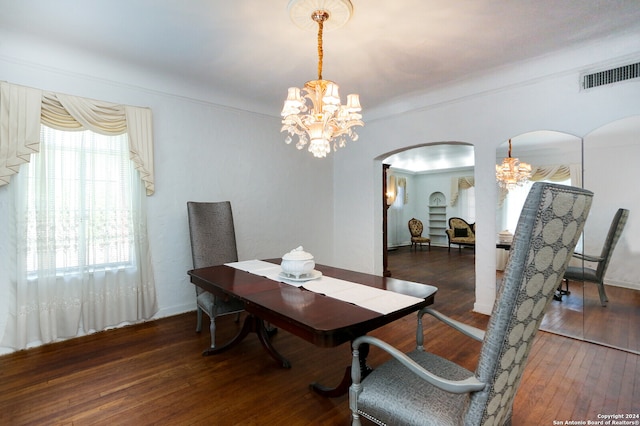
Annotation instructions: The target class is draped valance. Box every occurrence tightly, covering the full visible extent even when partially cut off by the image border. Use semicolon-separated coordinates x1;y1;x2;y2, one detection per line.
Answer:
397;177;408;204
386;175;408;205
497;164;581;206
450;176;475;206
0;82;155;195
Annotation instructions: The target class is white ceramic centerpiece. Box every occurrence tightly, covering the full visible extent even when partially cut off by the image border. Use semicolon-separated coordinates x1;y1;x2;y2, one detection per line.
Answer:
281;246;315;278
498;230;514;244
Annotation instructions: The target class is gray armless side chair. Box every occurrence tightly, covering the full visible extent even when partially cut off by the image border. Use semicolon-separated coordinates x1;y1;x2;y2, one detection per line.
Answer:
187;201;245;353
349;182;593;426
560;208;629;306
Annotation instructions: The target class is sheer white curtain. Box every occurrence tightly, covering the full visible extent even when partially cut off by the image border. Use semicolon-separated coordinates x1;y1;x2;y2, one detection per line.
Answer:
1;127;156;350
450;176;474;207
458;186;476;223
0;82;157;351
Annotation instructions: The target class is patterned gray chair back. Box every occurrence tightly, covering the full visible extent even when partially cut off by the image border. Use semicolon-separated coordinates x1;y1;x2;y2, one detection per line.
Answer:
595;208;629;280
465;183;593;425
187;201;239;294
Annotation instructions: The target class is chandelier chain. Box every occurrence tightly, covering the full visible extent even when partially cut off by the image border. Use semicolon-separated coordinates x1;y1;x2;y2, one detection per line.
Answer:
316;14;325;80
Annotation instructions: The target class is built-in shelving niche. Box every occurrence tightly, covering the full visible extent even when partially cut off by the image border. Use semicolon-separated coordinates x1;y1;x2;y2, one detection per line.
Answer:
428;192;447;246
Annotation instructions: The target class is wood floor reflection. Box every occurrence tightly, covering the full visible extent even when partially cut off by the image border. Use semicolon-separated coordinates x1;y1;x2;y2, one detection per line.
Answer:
389;243;640;353
542;281;640;353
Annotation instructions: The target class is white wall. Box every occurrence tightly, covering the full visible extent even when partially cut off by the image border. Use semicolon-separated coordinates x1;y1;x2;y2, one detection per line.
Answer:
333;32;640;314
0;43;335;322
1;28;639;329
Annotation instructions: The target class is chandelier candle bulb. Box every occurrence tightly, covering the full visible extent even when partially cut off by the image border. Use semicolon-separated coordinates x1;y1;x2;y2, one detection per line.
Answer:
346;94;362;112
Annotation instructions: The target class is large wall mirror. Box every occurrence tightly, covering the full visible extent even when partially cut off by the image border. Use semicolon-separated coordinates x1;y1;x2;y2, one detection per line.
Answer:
496;118;639;354
581;116;639;353
496;131;583;340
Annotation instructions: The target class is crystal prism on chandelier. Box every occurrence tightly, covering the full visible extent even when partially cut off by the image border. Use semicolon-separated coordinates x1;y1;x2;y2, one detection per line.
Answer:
496;139;532;190
281;0;363;158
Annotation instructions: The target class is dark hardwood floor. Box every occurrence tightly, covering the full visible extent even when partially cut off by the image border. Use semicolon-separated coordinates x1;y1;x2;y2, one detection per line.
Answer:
0;246;638;425
542;279;640;353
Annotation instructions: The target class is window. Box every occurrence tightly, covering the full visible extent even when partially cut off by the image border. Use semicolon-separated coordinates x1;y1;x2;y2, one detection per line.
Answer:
459;186;476;223
503;178;571;233
0;83;157;352
4;124;156;350
23;126;135;273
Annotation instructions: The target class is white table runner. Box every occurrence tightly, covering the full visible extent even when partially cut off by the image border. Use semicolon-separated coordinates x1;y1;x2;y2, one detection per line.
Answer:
225;260;435;315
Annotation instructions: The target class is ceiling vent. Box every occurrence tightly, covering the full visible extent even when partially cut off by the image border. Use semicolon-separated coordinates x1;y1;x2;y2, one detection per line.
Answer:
582;62;640;89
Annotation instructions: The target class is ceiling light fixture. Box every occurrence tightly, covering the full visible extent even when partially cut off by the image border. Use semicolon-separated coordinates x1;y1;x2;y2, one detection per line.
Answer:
281;0;363;158
496;139;532;190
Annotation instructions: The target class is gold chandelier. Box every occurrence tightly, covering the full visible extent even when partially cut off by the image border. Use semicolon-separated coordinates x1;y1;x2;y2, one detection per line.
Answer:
496;139;532;190
281;0;363;158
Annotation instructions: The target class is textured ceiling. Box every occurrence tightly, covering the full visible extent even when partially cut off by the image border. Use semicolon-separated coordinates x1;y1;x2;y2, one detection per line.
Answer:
2;0;639;171
2;0;640;119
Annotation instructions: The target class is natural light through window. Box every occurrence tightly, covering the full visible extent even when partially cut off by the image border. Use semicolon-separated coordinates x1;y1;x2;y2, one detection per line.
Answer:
24;126;134;272
504;178;570;233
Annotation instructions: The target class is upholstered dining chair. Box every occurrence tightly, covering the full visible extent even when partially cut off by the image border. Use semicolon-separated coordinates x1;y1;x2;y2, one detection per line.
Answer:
349;183;593;426
408;218;431;251
187;201;245;351
560;208;629;306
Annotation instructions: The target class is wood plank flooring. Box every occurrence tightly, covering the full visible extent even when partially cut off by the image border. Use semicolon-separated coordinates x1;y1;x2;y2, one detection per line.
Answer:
542;281;640;353
0;246;638;425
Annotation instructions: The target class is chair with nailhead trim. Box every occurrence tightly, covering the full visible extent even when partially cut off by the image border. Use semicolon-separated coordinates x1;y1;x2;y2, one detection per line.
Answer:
349;183;593;426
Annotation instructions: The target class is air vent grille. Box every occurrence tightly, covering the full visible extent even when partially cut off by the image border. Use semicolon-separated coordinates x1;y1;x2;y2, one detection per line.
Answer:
582;62;640;89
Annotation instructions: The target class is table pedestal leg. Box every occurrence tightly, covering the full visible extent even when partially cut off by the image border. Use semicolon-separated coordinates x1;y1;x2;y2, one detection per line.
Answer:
309;342;372;397
203;315;291;368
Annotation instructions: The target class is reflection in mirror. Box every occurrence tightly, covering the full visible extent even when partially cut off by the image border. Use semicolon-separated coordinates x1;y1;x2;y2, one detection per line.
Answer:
495;131;584;340
383;143;475;267
582;116;640;354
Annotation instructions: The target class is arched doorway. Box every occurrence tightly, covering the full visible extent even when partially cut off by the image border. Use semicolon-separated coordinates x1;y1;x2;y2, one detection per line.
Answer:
380;142;475;276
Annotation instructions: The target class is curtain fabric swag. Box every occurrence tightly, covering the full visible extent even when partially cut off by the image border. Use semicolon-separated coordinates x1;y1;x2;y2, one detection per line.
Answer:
497;164;581;206
0;82;157;352
0;82;155;195
450;176;475;206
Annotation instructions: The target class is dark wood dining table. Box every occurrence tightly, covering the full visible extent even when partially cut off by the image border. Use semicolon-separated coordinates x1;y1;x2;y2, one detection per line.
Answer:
188;258;437;397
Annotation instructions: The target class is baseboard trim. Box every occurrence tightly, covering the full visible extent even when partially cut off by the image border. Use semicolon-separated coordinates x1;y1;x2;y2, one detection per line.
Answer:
605;280;640;291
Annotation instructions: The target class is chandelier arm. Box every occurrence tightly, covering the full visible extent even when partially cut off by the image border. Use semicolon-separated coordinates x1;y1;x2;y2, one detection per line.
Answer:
303;88;321;114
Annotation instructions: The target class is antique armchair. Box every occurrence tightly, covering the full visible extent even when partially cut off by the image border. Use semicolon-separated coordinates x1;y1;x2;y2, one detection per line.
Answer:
560;208;629;306
446;217;476;252
349;183;593;425
187;201;245;352
408;218;431;251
